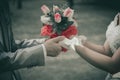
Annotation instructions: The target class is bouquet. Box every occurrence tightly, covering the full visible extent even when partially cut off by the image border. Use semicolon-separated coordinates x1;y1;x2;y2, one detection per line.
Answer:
40;5;78;39
40;5;82;51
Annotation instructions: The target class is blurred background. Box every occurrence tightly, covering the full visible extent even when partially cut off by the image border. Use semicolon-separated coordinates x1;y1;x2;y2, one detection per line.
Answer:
9;0;120;80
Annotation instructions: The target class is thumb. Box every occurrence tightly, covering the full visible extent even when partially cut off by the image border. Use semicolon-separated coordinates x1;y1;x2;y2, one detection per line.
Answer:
52;36;65;43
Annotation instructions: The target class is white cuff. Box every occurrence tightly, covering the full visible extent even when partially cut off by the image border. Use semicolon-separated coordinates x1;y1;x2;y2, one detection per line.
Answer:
41;44;47;62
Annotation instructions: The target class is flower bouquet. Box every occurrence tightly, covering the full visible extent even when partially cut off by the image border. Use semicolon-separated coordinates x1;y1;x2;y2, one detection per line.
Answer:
40;5;82;51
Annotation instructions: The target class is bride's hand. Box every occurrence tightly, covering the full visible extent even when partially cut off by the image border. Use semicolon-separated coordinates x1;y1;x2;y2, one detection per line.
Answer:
59;36;84;51
78;35;87;45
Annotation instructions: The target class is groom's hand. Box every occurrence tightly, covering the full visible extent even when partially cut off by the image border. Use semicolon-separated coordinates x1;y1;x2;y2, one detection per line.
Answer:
44;36;65;57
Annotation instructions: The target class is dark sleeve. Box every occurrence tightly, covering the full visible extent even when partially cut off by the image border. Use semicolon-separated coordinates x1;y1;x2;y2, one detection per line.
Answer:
0;45;45;73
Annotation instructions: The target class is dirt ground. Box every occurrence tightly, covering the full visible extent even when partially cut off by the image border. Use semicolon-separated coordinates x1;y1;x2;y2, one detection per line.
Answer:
11;0;119;80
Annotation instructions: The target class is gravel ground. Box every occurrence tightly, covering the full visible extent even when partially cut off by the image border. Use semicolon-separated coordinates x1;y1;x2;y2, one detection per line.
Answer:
11;0;119;80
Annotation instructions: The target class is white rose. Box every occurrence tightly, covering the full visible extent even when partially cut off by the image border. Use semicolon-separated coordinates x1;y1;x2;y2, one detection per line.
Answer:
53;5;59;12
41;15;51;24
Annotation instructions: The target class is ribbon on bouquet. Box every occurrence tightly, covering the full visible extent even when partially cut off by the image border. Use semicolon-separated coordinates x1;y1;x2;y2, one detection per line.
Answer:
59;36;83;52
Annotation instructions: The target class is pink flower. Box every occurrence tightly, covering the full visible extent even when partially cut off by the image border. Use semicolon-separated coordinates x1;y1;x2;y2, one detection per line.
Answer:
63;7;74;18
54;13;61;23
53;5;59;12
41;5;50;15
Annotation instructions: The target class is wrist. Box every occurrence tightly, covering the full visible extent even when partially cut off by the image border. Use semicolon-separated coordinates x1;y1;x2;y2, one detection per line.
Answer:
79;35;87;45
82;39;87;46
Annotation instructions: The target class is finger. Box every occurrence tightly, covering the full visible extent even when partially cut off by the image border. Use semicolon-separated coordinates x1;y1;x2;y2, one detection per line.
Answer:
53;46;61;56
55;44;63;51
59;43;70;50
51;36;65;43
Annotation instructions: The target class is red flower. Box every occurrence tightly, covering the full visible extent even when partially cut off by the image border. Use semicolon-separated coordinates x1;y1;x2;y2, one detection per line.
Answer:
40;25;52;36
61;26;78;38
50;33;58;38
53;5;59;12
40;25;77;39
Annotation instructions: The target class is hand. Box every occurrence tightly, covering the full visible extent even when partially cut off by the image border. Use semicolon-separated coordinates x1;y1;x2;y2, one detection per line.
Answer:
44;36;65;57
59;37;83;51
78;35;87;45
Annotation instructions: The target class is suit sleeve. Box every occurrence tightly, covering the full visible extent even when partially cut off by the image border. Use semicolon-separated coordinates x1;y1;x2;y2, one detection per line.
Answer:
0;45;45;73
15;38;46;48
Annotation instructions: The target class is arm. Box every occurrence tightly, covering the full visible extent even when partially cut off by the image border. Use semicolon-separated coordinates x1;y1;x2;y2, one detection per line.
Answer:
75;45;120;74
15;38;46;48
16;36;65;56
0;36;65;73
0;45;45;73
82;37;112;56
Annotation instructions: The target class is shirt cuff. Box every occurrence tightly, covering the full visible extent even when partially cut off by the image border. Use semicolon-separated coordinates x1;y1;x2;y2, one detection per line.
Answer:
41;44;47;62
